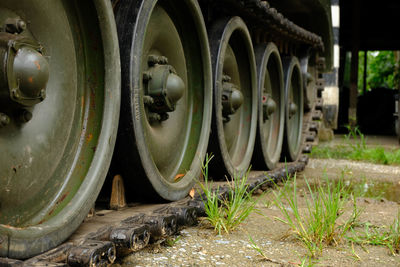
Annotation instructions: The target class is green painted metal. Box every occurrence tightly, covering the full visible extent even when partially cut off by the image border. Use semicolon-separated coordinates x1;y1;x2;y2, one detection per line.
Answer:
282;56;303;162
208;17;258;177
0;0;120;259
252;43;285;170
0;0;329;260
114;0;212;201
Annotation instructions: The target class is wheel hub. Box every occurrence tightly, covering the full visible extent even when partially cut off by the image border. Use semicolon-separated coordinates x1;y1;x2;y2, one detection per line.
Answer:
143;55;185;122
262;93;276;121
289;101;298;119
0;20;49;127
221;75;243;122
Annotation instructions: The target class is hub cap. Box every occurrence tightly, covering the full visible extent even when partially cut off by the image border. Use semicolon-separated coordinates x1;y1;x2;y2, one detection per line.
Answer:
143;55;185;122
0;18;49;127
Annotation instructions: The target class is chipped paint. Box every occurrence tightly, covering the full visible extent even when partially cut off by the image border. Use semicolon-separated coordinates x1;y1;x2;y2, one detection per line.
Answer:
34;60;41;70
56;193;68;205
86;133;93;142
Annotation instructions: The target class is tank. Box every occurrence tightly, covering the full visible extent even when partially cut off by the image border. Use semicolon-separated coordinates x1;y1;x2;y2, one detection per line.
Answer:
0;0;332;259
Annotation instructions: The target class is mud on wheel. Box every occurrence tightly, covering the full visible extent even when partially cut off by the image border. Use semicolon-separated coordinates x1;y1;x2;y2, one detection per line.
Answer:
0;0;120;259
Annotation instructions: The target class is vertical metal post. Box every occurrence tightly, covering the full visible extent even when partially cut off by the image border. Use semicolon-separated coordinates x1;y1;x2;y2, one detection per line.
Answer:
363;50;367;95
395;51;400;143
349;0;360;127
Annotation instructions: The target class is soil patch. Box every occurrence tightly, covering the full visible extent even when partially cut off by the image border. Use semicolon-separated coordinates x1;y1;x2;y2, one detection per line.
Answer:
113;158;400;266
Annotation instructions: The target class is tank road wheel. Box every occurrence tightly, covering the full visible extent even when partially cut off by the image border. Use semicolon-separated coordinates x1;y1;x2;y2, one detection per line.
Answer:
252;43;285;170
282;57;304;161
208;17;257;178
0;0;120;259
114;0;212;201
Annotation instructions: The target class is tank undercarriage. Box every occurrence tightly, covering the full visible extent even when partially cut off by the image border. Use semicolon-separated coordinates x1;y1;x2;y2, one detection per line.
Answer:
0;0;331;262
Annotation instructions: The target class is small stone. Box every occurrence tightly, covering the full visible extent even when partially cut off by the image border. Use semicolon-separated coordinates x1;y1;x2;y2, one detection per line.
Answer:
318;127;334;141
154;256;168;261
179;248;186;252
215;239;230;244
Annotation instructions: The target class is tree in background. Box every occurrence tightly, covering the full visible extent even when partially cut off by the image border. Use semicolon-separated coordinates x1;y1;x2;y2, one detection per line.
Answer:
358;51;399;94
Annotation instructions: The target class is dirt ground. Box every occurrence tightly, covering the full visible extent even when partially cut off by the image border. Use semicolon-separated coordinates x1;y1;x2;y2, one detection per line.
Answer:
112;136;400;267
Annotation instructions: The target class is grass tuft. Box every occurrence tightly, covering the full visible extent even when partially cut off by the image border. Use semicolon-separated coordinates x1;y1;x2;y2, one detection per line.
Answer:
348;211;400;255
272;173;360;258
198;154;258;235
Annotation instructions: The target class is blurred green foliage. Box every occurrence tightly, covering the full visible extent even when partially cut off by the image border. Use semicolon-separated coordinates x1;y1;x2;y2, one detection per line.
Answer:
358;51;400;94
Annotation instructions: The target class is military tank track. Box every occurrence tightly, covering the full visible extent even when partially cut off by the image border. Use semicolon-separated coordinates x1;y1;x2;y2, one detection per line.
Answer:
0;0;328;264
201;0;324;50
0;159;309;267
